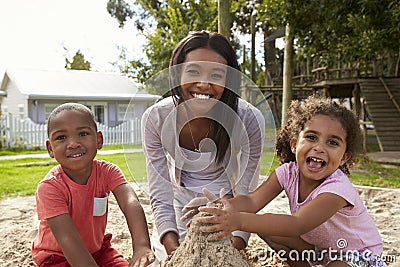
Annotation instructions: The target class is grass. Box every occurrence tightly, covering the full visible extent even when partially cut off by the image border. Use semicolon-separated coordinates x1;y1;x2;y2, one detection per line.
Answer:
0;144;142;156
0;145;399;200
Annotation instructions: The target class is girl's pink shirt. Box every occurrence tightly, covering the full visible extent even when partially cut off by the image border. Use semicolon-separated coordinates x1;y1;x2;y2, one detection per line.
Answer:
275;161;383;255
32;160;127;265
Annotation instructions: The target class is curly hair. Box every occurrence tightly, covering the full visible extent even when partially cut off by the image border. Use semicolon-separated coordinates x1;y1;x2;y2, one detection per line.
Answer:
276;95;362;175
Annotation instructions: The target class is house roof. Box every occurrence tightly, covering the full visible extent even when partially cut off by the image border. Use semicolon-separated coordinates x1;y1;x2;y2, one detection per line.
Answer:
1;68;160;101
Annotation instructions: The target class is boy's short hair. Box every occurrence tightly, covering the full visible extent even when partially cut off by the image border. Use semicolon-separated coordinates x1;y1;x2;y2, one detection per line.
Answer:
47;103;97;135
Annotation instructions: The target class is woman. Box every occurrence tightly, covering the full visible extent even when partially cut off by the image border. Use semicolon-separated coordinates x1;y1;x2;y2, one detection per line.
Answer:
141;30;265;264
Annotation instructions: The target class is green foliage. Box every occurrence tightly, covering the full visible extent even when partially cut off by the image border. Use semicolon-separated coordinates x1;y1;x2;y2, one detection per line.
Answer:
65;50;91;70
109;0;218;93
285;0;400;64
107;0;135;28
108;0;400;91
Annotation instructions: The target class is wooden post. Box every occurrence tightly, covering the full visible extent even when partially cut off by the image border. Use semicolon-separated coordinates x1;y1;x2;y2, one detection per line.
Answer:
352;83;361;119
281;24;293;126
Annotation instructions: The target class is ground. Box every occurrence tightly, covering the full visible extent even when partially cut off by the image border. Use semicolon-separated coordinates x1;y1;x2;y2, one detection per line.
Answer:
0;183;399;266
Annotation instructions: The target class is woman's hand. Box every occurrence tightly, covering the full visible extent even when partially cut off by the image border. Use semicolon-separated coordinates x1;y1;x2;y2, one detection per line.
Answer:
130;247;155;267
180;188;225;222
158;250;177;267
197;196;240;241
161;232;179;255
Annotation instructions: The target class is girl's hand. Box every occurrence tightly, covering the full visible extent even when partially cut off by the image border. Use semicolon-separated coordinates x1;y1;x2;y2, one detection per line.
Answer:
197;197;240;241
130;247;155;267
180;188;225;222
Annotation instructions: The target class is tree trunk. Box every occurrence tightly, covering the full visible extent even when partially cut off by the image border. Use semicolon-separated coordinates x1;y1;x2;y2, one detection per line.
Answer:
218;0;232;39
264;24;276;86
250;12;256;83
281;24;294;126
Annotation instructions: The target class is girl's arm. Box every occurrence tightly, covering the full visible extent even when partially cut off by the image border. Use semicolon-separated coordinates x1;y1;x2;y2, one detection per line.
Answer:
199;189;348;240
113;183;155;266
228;171;284;214
47;214;98;266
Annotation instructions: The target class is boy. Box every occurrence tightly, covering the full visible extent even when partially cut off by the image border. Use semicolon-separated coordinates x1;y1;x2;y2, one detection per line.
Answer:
32;103;154;267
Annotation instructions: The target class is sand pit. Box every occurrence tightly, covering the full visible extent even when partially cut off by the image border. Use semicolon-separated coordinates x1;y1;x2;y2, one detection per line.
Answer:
0;183;399;266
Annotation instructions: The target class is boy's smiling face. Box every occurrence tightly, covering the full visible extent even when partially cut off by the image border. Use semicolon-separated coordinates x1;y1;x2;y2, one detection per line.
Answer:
46;109;103;183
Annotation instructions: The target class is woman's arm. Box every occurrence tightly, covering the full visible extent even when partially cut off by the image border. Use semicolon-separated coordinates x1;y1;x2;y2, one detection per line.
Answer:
113;183;155;266
234;103;265;196
160;232;180;255
141;106;179;253
47;214;98;266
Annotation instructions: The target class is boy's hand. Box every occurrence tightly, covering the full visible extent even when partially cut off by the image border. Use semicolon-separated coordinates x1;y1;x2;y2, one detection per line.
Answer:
197;196;240;240
130;247;155;267
181;188;225;222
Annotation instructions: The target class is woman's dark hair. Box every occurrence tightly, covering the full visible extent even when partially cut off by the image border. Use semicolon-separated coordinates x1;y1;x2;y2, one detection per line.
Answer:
276;95;362;175
169;30;241;164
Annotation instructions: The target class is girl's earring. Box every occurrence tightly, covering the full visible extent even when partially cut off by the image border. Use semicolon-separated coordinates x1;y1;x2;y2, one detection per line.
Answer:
291;148;296;153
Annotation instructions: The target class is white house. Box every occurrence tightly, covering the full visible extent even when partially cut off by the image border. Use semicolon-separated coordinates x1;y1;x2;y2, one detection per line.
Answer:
0;68;160;126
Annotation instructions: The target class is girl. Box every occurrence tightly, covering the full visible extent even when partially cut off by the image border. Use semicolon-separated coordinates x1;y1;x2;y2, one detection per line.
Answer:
198;95;386;267
141;30;265;264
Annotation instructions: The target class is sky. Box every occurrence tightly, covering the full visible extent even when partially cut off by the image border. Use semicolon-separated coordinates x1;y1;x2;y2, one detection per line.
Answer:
0;0;283;76
0;0;144;73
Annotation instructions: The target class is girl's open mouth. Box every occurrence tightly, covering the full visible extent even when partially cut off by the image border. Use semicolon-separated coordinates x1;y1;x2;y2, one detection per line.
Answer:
306;156;327;169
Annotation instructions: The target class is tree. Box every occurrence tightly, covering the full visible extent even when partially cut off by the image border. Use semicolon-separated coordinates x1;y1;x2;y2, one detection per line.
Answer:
108;0;218;95
65;50;91;70
218;0;233;38
285;0;400;72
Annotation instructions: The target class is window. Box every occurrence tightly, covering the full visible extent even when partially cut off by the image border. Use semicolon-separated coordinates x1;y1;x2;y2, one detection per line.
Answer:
83;102;107;125
94;105;105;124
18;104;24;119
1;105;7;115
45;104;59;121
118;104;129;121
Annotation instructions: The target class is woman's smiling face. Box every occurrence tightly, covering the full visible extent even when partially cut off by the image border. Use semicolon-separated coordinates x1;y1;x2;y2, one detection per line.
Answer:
180;48;228;111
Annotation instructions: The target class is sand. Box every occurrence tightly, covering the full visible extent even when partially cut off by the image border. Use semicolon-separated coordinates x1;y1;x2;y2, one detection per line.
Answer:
164;203;251;267
0;183;399;267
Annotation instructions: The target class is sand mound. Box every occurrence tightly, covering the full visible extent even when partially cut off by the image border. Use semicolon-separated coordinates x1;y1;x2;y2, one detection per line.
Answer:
165;203;252;267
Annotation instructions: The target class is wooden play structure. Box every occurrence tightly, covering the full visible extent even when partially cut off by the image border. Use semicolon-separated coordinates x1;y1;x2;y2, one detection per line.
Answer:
248;62;400;152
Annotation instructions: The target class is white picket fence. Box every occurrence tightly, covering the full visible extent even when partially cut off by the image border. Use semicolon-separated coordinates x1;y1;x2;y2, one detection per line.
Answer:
0;114;142;149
